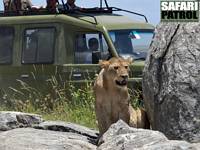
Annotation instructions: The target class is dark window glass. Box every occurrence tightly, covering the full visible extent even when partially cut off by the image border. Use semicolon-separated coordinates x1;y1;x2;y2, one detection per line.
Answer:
0;27;14;64
109;29;154;60
75;33;110;64
22;28;55;64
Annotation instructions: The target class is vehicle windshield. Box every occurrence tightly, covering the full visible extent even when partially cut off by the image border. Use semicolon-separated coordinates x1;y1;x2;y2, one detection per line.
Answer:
109;29;154;60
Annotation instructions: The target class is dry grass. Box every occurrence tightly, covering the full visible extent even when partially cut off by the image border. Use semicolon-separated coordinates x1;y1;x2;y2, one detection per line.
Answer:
0;75;142;129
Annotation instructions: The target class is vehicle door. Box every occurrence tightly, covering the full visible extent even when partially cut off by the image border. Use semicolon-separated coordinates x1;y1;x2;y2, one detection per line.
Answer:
16;24;59;94
0;25;16;98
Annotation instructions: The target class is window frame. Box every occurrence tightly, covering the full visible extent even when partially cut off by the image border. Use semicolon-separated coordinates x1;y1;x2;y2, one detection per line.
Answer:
22;27;56;64
74;32;111;64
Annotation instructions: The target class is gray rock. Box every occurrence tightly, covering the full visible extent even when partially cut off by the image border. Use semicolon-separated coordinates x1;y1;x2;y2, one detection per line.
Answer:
98;120;200;150
0;112;200;150
0;111;44;131
143;22;200;142
34;121;99;144
0;128;96;150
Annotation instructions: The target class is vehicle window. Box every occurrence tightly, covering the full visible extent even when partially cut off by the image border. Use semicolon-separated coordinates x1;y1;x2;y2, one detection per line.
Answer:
0;27;14;64
75;33;110;64
109;29;154;60
22;28;55;64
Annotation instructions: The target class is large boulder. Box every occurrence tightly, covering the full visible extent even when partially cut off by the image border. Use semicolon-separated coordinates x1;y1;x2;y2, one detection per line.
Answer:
34;121;99;144
0;128;96;150
0;111;98;150
0;111;44;131
98;120;200;150
0;112;200;149
143;23;200;142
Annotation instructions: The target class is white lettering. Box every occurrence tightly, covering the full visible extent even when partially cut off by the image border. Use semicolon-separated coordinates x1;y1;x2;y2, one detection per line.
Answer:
194;2;198;11
175;2;181;10
161;2;169;11
180;2;187;10
168;2;176;11
161;1;199;11
187;2;194;10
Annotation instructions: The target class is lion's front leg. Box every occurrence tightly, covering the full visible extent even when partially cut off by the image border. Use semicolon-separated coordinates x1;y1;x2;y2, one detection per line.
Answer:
95;100;112;135
118;105;130;124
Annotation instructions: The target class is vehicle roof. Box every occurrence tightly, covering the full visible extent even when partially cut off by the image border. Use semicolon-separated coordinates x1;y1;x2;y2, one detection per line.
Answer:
0;11;154;31
78;13;154;30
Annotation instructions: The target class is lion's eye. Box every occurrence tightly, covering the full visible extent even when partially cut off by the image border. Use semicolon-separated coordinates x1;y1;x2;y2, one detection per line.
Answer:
124;66;128;69
114;66;119;70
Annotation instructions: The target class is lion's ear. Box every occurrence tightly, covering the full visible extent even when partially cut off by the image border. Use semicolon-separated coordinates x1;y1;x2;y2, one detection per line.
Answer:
99;60;110;69
127;57;133;64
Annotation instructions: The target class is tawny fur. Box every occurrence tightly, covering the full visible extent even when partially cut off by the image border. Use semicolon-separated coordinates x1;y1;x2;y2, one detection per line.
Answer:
129;106;150;129
93;57;149;135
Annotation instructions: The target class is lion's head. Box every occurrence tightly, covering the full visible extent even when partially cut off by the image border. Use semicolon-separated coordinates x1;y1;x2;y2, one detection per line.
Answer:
99;57;133;88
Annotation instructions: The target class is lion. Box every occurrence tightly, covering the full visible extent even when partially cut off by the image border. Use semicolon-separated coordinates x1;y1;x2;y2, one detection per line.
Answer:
93;57;149;136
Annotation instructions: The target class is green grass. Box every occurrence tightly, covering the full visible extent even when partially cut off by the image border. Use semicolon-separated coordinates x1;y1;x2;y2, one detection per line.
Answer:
0;77;97;128
0;76;142;129
43;104;96;128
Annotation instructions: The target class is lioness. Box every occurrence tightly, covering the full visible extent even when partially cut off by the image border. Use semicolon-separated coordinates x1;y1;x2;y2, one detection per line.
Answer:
94;57;149;135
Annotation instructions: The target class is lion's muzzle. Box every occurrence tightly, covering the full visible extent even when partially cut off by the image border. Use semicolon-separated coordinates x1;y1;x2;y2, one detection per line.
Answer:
116;75;128;86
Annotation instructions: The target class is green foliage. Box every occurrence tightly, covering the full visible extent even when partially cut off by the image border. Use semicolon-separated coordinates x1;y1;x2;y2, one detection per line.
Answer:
0;76;97;128
129;88;144;109
0;75;141;129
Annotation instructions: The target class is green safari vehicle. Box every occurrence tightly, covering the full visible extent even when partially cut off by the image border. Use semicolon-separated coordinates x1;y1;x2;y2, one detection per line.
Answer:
0;0;154;99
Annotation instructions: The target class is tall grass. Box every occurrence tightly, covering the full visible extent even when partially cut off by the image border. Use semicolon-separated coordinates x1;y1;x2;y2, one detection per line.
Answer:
0;76;97;128
0;75;142;129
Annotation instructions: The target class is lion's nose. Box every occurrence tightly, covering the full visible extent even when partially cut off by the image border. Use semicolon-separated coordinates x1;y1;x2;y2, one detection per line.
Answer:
121;75;128;80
